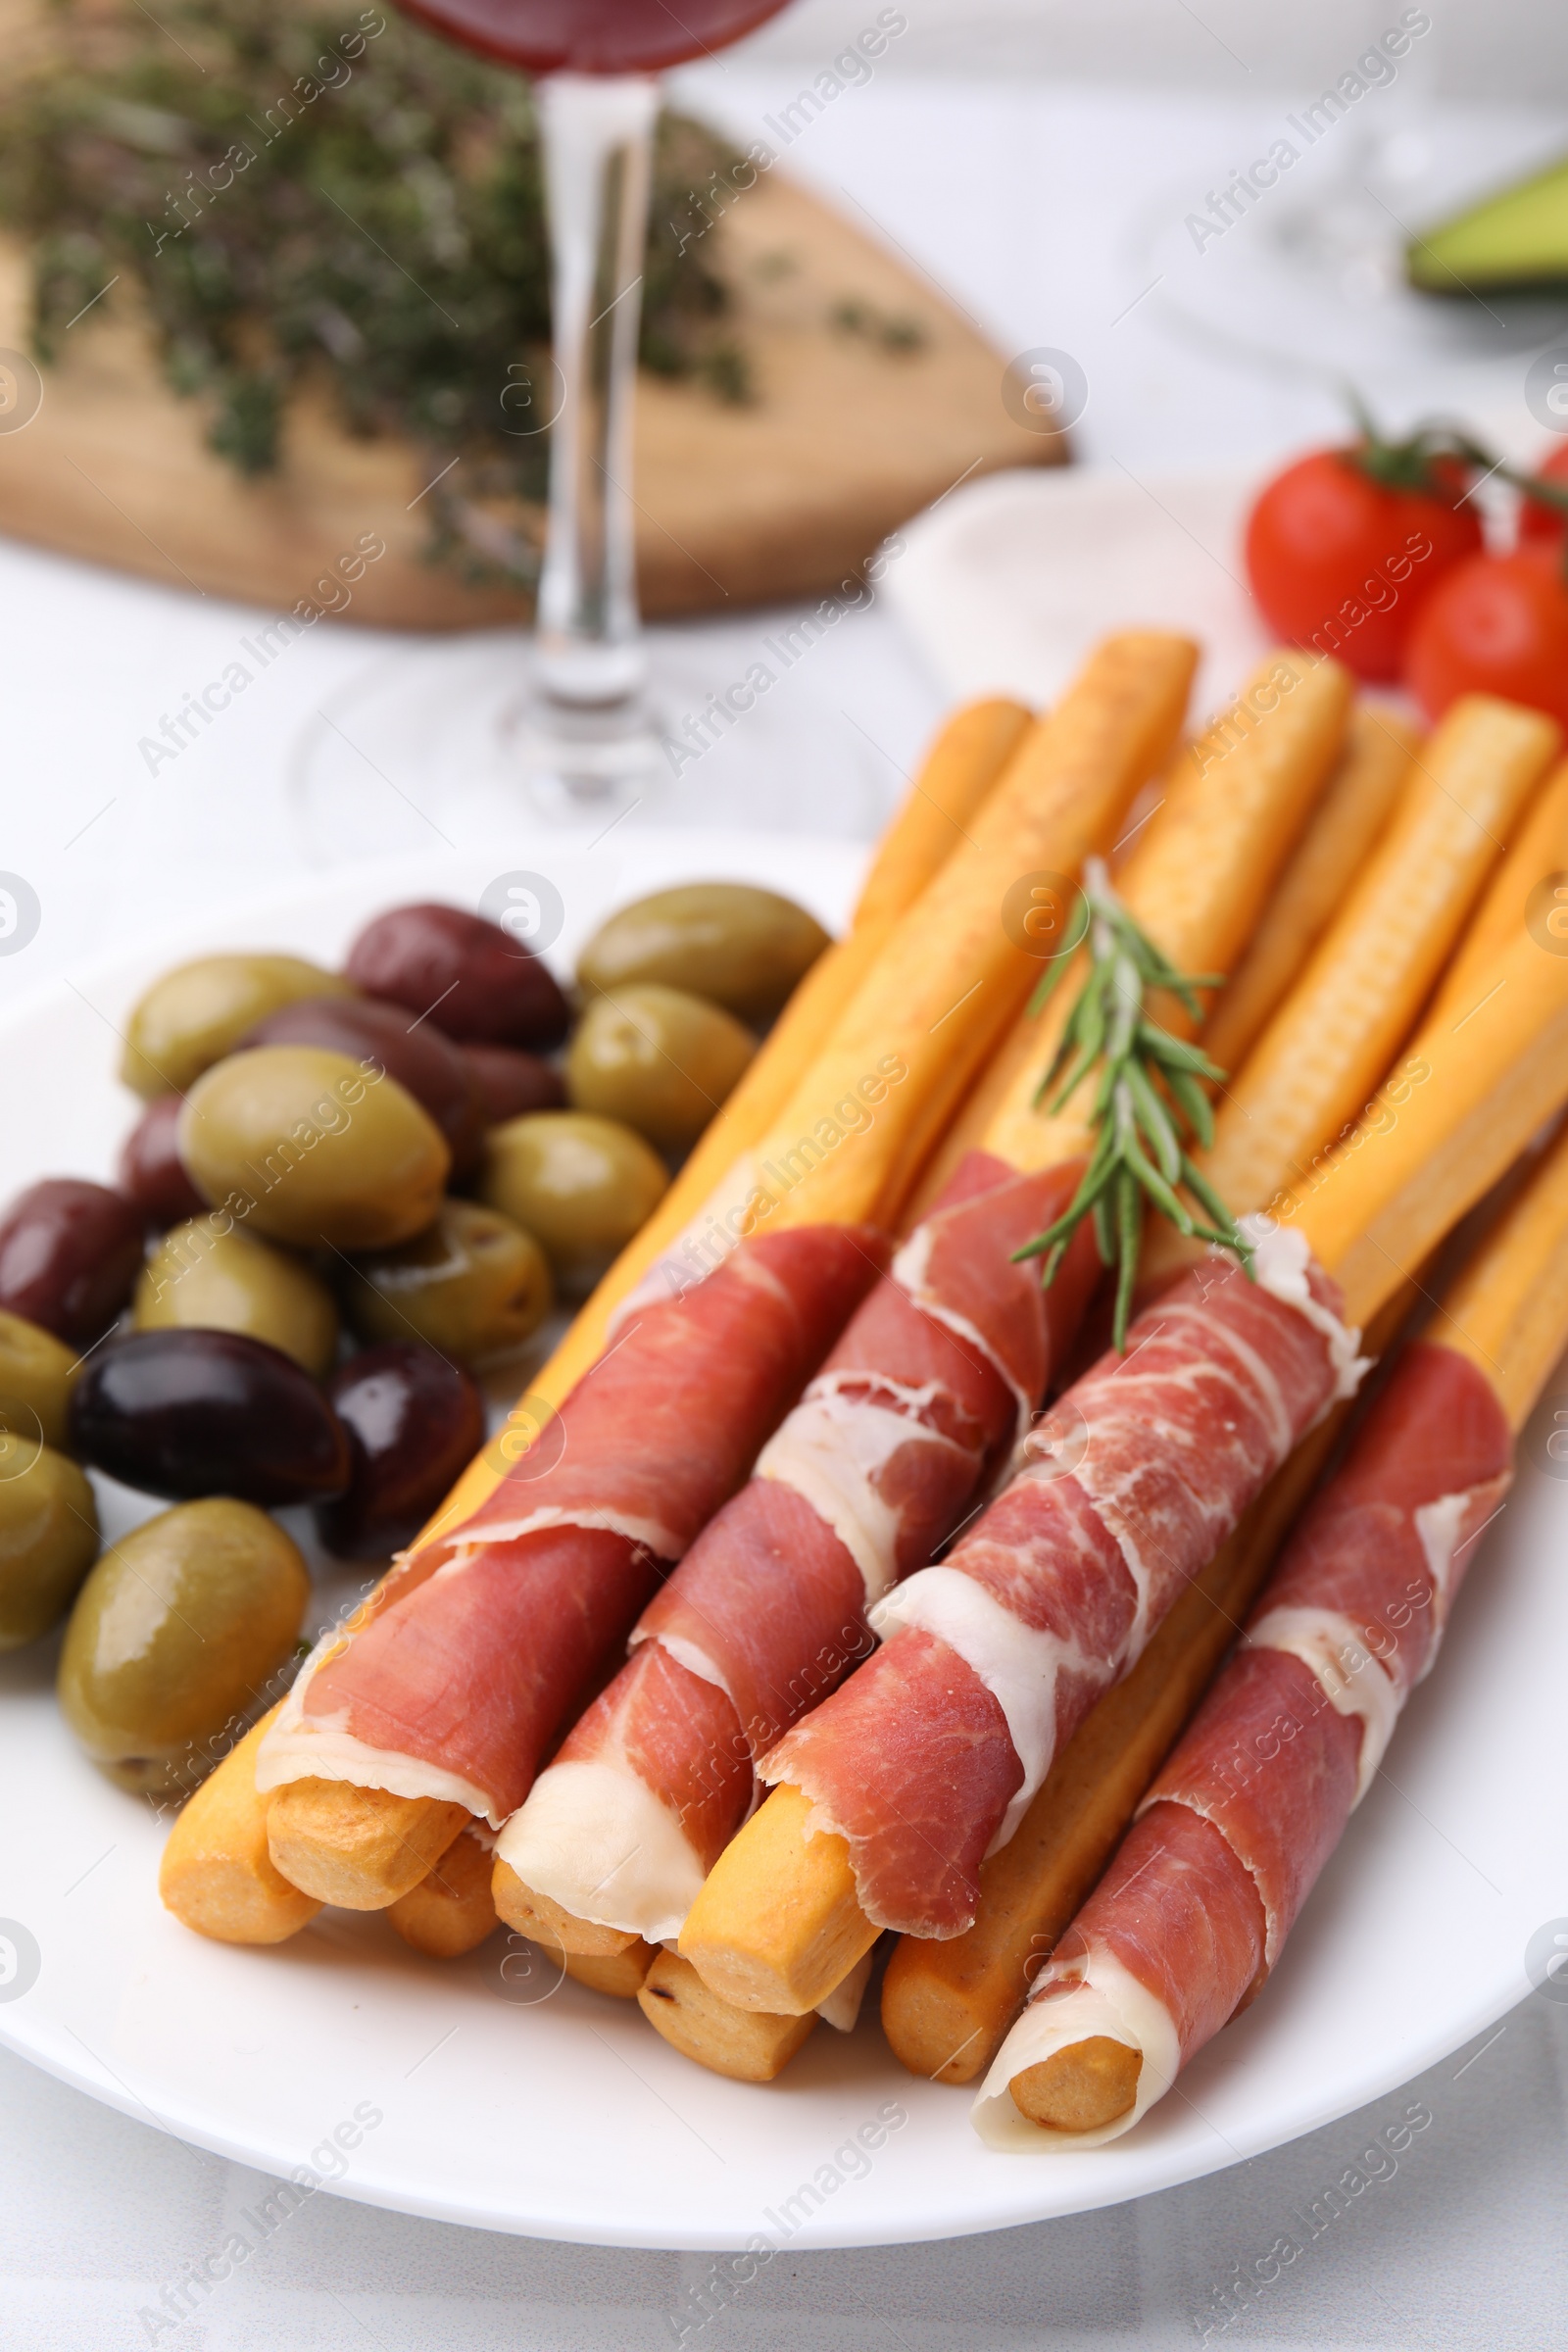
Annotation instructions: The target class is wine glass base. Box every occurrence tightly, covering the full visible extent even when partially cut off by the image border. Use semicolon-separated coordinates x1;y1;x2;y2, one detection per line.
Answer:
505;681;668;820
287;624;917;865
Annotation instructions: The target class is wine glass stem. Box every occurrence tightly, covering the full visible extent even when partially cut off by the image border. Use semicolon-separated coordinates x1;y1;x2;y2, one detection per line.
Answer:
536;73;658;712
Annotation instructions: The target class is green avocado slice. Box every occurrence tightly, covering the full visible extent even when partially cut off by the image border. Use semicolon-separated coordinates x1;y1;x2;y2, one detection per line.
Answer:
1407;155;1568;295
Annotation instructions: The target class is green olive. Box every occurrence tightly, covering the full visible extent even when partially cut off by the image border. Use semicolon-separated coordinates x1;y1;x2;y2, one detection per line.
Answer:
0;1435;98;1650
479;1111;668;1293
566;983;756;1153
121;955;354;1098
134;1218;339;1375
179;1047;450;1251
0;1309;79;1450
576;883;831;1025
58;1497;309;1793
341;1198;553;1365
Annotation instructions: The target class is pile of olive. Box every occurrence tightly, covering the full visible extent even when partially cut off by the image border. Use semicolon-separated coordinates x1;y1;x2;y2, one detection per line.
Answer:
0;881;828;1800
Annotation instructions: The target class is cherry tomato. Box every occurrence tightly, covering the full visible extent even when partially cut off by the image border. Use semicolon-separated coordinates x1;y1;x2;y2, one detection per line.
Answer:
1402;548;1568;728
1517;442;1568;546
1245;448;1482;681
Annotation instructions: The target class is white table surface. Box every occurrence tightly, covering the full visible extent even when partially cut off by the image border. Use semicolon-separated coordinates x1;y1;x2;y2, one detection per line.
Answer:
3;40;1567;2348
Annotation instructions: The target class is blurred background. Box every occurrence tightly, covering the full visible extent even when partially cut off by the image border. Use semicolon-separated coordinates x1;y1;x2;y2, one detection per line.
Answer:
1;0;1565;992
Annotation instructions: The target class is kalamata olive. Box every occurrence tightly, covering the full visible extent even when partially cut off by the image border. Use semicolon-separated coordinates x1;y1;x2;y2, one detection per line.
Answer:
0;1434;99;1650
460;1042;565;1123
344;902;569;1050
0;1308;79;1449
134;1219;339;1376
577;883;830;1024
118;1094;207;1228
179;1046;449;1250
121;953;353;1097
70;1328;351;1504
240;994;486;1178
566;983;755;1152
0;1178;144;1346
479;1111;668;1293
340;1198;553;1364
315;1341;485;1559
58;1497;308;1792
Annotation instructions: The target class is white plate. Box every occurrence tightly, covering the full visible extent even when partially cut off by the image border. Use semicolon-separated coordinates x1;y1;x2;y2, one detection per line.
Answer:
1;835;1564;2251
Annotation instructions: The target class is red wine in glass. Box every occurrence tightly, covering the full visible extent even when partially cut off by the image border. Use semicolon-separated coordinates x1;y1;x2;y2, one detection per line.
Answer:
384;0;797;810
400;0;793;75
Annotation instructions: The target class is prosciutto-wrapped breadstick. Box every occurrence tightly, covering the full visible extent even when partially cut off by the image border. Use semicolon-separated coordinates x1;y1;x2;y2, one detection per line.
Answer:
159;695;1033;1947
677;696;1563;2017
262;1225;886;1905
493;1152;1102;1955
254;634;1197;1914
494;650;1349;1977
694;1232;1360;1972
976;1119;1568;2145
879;1279;1415;2085
881;763;1568;2087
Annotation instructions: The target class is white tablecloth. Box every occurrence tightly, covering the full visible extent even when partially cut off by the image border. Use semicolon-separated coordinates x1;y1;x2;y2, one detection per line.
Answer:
3;51;1567;2348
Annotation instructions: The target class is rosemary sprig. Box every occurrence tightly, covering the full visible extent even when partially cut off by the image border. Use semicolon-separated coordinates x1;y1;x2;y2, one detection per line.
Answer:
1012;858;1253;1348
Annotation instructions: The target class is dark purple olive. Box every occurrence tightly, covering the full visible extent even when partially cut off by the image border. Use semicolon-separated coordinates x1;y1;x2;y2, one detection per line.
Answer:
239;993;487;1178
0;1178;144;1346
460;1042;565;1123
117;1096;208;1229
344;903;569;1051
70;1329;350;1504
314;1341;484;1559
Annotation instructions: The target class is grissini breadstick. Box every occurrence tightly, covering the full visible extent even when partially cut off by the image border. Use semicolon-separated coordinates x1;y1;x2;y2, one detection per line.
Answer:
158;1706;321;1945
1290;906;1568;1328
1425;755;1568;1033
258;638;1192;1914
880;1282;1413;2084
981;1120;1568;2146
910;651;1352;1217
563;1944;659;1999
850;698;1034;933
670;635;1196;1246
160;696;1028;1945
268;1784;472;1912
493;651;1346;1991
1199;707;1418;1083
1142;693;1559;1291
677;702;1565;2019
386;1825;499;1960
638;1950;818;2082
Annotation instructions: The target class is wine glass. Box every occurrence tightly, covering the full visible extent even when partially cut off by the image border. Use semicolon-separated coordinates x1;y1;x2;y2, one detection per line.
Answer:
293;0;804;844
1130;8;1568;409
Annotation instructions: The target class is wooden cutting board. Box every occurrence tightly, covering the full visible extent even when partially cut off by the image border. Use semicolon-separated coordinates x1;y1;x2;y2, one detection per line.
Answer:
0;164;1063;628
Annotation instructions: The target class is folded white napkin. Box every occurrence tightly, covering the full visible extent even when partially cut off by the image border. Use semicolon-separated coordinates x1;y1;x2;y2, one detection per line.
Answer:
884;463;1277;719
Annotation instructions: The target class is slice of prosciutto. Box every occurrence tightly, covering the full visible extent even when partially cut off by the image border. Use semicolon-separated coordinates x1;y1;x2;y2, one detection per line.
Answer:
497;1152;1102;1942
973;1337;1512;2149
760;1221;1367;1939
256;1225;884;1826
